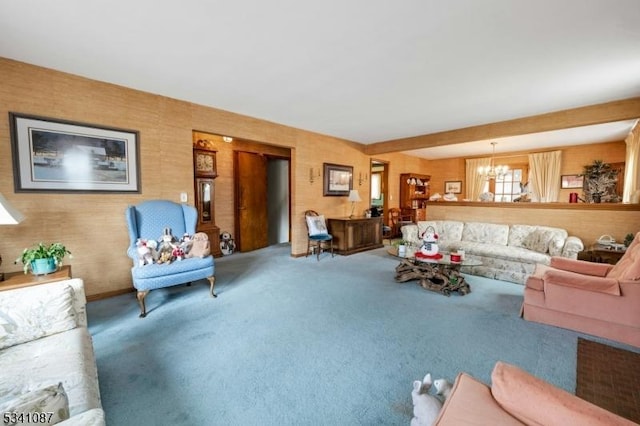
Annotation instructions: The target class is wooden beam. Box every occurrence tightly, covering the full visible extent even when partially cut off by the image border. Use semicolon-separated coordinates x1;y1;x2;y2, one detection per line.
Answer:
364;97;640;155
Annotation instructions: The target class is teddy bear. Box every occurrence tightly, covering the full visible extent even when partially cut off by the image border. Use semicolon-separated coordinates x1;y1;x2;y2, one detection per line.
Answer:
410;373;443;426
186;232;210;258
135;239;155;267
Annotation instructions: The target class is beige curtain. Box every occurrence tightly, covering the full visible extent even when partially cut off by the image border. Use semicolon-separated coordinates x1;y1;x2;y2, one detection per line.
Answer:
623;121;640;203
465;158;491;201
528;150;562;202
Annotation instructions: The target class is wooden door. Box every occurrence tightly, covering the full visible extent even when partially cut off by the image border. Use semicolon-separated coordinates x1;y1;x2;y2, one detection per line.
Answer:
235;151;268;251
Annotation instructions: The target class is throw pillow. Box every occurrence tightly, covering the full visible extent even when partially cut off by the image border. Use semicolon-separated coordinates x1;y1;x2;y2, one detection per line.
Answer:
0;284;77;350
306;215;328;236
0;383;70;425
522;229;554;254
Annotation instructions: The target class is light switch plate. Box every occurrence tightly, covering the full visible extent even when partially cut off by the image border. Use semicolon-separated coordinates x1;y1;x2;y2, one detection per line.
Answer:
180;192;188;203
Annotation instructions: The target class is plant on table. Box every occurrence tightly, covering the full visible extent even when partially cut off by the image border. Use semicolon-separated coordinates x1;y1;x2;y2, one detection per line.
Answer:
624;233;635;247
15;242;72;274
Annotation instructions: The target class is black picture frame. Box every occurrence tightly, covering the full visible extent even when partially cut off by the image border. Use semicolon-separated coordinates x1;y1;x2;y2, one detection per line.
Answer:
561;174;584;189
323;163;353;196
9;112;140;193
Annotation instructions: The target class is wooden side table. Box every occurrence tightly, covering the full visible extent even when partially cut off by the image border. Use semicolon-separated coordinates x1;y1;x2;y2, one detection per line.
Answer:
0;265;72;292
578;246;626;265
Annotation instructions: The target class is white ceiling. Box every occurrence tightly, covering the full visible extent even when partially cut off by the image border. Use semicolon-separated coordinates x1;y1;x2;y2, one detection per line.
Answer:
0;1;639;159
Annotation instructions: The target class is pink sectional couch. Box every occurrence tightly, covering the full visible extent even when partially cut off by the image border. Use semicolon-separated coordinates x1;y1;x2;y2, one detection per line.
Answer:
523;232;640;348
434;362;635;425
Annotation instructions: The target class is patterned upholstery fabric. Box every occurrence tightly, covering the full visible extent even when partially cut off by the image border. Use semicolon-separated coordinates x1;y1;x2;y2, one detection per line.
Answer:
125;200;215;292
402;220;583;285
0;282;78;350
0;279;105;423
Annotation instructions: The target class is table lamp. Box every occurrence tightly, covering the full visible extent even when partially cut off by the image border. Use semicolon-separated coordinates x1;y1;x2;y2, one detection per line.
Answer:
0;193;25;281
348;189;362;218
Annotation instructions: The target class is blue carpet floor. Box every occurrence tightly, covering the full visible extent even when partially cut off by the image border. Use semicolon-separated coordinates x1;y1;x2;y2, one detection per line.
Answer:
87;244;637;425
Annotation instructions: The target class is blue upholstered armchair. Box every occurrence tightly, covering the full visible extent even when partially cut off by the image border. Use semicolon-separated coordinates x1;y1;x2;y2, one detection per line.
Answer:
125;200;216;317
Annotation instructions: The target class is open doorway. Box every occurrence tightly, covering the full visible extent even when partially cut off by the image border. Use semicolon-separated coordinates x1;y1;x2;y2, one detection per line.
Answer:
234;150;291;252
370;159;389;228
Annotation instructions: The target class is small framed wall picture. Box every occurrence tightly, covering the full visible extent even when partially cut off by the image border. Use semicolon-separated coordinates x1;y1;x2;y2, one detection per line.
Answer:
444;181;462;194
323;163;353;196
561;174;584;189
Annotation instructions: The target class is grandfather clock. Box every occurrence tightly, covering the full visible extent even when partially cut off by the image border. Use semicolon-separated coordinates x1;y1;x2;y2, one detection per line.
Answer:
193;146;222;257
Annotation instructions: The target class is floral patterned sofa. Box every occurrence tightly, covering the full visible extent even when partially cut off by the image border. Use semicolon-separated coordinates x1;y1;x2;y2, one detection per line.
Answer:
0;279;105;425
401;221;584;284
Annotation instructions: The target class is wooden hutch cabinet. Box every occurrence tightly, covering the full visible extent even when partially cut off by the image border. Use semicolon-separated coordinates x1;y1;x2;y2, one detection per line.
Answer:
193;146;222;257
399;173;430;222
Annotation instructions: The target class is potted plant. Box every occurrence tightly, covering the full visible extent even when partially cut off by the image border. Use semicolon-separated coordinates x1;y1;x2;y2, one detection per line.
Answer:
15;242;72;275
581;160;620;203
392;239;409;257
624;233;635;248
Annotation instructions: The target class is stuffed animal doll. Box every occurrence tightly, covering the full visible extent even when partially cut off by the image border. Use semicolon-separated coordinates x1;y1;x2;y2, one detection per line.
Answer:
219;231;236;255
186;232;210;258
157;250;173;264
135;239;154;266
156;227;176;263
419;226;439;257
171;245;185;261
410;373;443;426
179;233;193;257
433;378;453;401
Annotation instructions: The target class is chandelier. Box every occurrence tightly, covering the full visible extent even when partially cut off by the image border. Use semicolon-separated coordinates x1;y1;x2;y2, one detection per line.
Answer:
478;142;508;180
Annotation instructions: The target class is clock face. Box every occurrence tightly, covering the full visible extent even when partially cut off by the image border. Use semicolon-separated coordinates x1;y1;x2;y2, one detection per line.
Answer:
196;153;214;172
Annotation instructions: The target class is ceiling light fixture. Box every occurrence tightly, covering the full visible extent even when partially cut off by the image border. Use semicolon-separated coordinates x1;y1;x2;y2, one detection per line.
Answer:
478;142;508;180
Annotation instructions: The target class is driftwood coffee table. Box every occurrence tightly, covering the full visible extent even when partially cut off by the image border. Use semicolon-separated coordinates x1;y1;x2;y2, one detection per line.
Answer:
389;248;481;296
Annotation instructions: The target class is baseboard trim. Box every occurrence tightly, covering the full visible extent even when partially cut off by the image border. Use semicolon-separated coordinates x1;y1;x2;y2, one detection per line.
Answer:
87;288;134;301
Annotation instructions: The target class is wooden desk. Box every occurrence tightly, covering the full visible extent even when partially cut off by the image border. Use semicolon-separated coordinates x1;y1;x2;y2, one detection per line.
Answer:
0;265;72;291
328;217;383;255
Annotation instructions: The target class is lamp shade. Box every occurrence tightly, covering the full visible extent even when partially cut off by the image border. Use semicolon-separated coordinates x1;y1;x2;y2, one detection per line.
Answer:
347;189;362;202
0;193;25;225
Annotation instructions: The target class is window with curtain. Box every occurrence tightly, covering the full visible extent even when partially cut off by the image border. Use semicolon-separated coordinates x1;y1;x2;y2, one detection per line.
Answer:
483;168;523;202
528;150;562;202
371;172;382;200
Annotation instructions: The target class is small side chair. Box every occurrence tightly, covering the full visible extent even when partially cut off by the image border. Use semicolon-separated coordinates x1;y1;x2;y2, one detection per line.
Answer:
304;210;334;260
125;199;216;317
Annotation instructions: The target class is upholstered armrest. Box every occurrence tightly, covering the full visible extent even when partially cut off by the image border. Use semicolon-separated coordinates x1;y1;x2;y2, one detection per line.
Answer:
400;224;420;245
491;362;633;426
543;268;620;296
550;257;613;277
561;236;584;258
0;282;80;349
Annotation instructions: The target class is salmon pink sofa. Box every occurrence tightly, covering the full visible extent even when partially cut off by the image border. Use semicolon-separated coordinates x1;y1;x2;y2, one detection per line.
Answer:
434;361;634;425
522;232;640;348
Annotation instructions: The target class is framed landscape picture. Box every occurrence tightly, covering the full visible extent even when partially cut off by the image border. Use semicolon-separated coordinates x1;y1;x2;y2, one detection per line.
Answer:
10;113;140;193
445;181;462;194
323;163;353;196
561;174;584;189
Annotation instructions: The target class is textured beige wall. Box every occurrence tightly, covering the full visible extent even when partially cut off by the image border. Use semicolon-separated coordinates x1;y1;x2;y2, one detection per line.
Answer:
0;58;430;296
0;57;633;298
